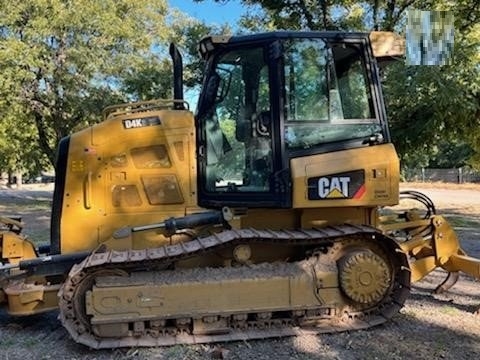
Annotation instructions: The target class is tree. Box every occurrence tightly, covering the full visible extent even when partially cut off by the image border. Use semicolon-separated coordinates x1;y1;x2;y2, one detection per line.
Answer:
0;103;49;184
199;0;480;172
232;0;480;33
384;18;479;170
0;0;176;170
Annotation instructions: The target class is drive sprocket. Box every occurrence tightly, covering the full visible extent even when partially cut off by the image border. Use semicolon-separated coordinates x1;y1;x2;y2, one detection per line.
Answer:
338;250;391;305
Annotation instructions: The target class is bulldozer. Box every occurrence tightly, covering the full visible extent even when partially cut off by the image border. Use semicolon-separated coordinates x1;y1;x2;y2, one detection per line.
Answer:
1;31;479;349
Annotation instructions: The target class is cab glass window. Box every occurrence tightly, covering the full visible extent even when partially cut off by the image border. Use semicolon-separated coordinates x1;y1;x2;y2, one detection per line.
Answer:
284;38;380;150
202;46;273;193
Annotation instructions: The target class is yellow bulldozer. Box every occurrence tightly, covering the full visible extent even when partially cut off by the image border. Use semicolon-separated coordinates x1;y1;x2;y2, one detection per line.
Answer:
1;31;479;348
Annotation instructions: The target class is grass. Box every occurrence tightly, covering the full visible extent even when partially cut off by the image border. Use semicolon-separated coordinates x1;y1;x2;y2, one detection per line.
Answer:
0;337;15;348
439;305;461;315
444;215;480;229
22;337;39;348
163;344;203;358
0;198;51;210
400;181;480;191
400;309;419;319
0;199;52;221
0;196;52;246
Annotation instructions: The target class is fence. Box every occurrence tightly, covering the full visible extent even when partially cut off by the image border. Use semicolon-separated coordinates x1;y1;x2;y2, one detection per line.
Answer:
402;168;480;183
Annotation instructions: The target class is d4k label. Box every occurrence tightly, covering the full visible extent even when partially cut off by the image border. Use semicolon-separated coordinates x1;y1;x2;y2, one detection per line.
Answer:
308;170;365;200
123;116;161;129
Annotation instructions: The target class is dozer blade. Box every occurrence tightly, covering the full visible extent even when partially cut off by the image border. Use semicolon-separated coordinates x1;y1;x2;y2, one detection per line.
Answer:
380;190;480;293
382;210;480;293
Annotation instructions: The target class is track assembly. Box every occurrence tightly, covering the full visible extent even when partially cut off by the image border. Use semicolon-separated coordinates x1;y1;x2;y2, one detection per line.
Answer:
59;225;410;348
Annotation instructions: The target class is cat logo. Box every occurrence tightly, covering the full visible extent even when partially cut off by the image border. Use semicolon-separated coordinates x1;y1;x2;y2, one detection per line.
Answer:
307;170;365;201
318;176;350;198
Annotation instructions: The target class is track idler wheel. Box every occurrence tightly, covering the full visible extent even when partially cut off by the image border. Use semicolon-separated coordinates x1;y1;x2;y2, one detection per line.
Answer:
338;250;392;305
64;268;128;335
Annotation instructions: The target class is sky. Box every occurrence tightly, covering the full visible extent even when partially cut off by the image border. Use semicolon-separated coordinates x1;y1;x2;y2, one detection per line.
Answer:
168;0;247;108
169;0;245;25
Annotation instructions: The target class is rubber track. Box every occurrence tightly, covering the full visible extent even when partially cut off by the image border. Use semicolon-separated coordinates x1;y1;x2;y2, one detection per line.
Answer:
58;224;411;349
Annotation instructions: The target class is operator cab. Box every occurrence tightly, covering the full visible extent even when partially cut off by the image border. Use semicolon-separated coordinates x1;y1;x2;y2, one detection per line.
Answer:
195;32;389;209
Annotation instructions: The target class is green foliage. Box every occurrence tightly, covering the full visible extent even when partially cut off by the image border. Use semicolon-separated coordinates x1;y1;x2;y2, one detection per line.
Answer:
1;0;478;176
206;0;480;171
122;15;229;100
0;0;182;171
384;22;479;170
232;0;454;32
218;118;245;178
0;105;49;176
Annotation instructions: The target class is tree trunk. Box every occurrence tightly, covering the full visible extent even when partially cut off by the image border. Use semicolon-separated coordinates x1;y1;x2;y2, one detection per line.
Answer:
7;170;13;188
7;170;23;188
33;112;57;169
15;172;22;189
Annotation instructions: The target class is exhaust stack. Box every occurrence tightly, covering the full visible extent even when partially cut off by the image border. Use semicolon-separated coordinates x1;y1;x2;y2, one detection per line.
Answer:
169;43;185;110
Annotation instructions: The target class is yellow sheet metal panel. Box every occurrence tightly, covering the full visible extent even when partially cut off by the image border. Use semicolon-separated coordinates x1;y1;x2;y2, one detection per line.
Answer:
60;109;200;254
89;278;294;322
4;283;61;316
1;232;37;263
370;31;405;58
300;207;371;228
87;272;341;325
291;143;400;209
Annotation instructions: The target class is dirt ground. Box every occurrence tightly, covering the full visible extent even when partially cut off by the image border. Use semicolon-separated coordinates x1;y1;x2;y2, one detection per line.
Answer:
0;183;479;360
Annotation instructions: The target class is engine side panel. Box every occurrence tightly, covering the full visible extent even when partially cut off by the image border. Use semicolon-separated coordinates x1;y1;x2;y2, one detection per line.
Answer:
57;109;200;254
291;143;399;209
